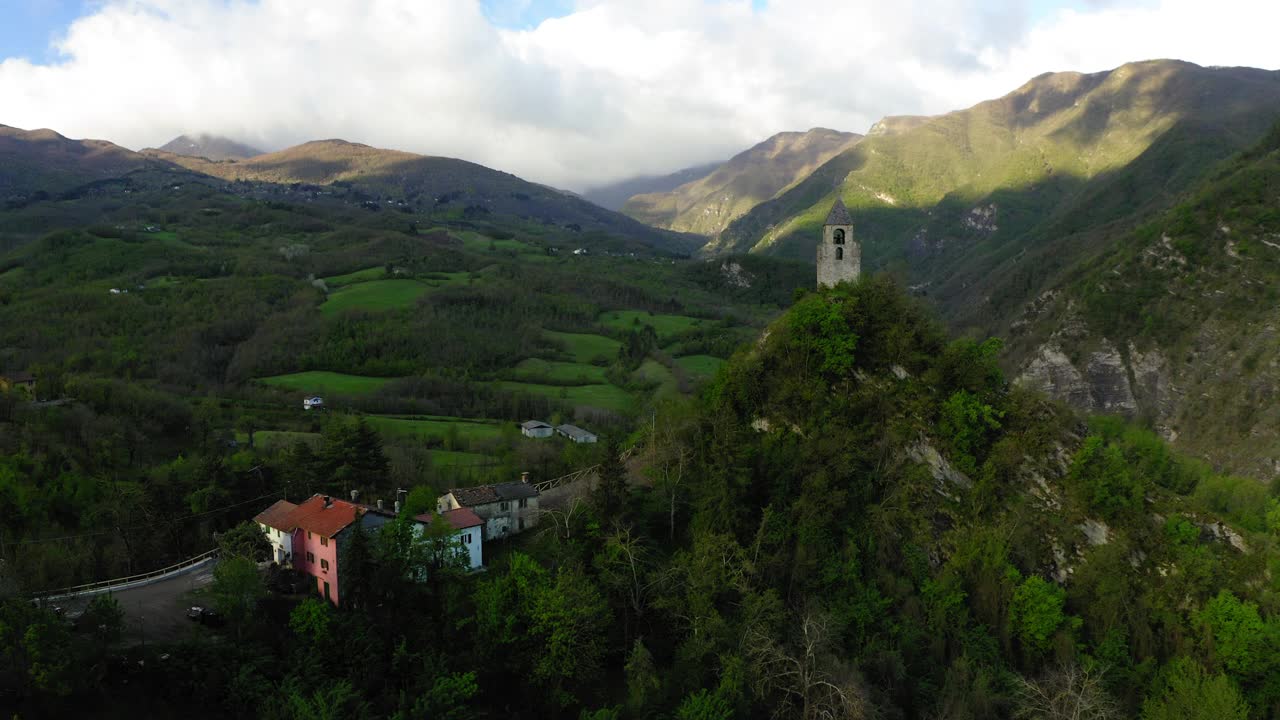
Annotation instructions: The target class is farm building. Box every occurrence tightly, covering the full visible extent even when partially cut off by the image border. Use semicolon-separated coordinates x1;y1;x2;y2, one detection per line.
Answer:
556;423;598;443
520;420;554;438
437;473;540;540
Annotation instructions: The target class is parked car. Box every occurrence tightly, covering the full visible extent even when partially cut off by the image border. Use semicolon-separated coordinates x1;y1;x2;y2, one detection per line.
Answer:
185;606;223;627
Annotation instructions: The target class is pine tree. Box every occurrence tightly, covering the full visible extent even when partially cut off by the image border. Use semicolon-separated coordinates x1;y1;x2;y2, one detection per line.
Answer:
593;440;628;523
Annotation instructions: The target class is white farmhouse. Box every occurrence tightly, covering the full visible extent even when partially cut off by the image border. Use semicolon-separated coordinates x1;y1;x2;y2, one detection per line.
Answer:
254;498;298;564
413;508;485;569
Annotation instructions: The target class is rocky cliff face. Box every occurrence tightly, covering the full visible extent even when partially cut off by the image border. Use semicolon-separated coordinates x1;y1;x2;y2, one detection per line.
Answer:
1012;298;1280;479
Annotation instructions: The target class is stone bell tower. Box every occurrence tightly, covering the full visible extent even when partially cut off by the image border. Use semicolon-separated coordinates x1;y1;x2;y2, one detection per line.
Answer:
816;197;859;288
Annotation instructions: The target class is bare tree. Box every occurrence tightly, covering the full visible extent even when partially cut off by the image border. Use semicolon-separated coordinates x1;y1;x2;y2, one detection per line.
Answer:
538;495;588;542
598;525;670;618
745;608;871;720
647;399;697;540
1013;663;1120;720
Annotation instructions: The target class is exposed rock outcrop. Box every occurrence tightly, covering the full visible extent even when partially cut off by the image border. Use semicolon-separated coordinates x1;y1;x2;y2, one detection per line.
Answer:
1084;344;1138;414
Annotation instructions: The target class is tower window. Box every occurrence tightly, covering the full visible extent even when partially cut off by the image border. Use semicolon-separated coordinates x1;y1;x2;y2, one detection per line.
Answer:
832;228;846;245
836;246;844;260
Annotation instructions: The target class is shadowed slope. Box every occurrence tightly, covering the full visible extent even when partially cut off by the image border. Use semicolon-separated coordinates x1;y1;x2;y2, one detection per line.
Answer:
624;127;863;239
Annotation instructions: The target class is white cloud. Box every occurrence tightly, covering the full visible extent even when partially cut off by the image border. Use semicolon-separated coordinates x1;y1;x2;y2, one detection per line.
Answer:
0;0;1277;191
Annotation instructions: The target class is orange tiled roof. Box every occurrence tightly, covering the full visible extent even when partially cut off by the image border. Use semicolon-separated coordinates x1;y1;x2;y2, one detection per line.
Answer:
287;495;362;538
254;499;299;531
416;507;484;530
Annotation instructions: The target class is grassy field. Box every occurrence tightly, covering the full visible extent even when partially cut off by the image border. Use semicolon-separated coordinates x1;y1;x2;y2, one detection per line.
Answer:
429;450;498;468
598;310;706;339
258;371;394;395
544;330;621;363
365;415;507;442
320;279;429;314
675;354;726;379
323;266;386;288
510;358;608;384
422;270;477;288
497;380;634;412
458;232;538;255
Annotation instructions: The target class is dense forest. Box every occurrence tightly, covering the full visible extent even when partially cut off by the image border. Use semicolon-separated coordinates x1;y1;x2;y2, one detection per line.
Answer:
7;278;1280;719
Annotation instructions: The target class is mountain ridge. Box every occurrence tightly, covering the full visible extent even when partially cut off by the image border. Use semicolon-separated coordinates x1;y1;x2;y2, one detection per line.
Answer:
622;127;863;240
153;133;263;161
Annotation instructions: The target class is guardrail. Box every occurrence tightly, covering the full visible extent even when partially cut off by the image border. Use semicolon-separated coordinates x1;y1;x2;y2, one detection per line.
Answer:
32;548;219;599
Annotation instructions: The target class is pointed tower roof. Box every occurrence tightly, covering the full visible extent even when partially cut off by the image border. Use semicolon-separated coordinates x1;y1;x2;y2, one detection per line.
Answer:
824;197;852;225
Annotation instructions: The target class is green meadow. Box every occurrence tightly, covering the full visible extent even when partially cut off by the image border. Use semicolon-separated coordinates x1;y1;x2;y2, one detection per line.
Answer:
428;450;497;468
365;415;507;442
496;380;633;413
675;354;726;379
323;266;387;288
320;279;429;314
510;358;608;384
544;330;621;363
258;371;394;395
598;310;706;340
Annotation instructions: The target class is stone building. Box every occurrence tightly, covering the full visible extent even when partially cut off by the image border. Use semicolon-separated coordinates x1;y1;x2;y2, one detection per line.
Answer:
436;473;540;540
816;197;860;288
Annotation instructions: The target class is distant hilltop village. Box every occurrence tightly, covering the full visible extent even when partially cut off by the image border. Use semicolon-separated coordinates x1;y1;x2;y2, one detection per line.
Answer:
817;197;860;287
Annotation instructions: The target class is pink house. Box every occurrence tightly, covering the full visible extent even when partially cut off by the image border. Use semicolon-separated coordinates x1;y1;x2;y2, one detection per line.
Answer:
255;493;487;606
255;494;361;606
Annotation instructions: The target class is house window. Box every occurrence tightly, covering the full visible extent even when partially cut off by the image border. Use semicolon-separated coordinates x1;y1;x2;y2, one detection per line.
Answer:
499;501;510;511
833;228;846;245
320;559;330;572
307;551;315;563
307;531;312;539
518;498;528;509
462;533;471;544
321;536;328;547
836;246;844;260
518;517;525;531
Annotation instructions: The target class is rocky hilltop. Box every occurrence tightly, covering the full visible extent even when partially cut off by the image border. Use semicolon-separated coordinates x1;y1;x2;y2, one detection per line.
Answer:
154;133;263;161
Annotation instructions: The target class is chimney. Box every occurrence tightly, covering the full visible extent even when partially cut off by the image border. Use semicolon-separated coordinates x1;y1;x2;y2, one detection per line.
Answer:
323;495;332;507
521;471;530;484
376;499;384;512
350;489;359;502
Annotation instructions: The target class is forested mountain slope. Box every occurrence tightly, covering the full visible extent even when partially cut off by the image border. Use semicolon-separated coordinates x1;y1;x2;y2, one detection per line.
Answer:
0;124;161;197
1010;122;1280;477
716;61;1280;316
145;138;703;254
623;128;862;240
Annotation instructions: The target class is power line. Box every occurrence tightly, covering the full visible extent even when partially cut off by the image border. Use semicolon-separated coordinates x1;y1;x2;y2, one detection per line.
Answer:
7;492;278;546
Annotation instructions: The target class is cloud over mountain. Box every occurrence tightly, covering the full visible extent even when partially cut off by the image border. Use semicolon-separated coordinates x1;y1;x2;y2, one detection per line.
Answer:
1;0;1277;190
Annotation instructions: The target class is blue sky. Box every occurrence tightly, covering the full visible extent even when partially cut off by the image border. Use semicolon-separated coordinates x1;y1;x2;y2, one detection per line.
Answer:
0;0;89;62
